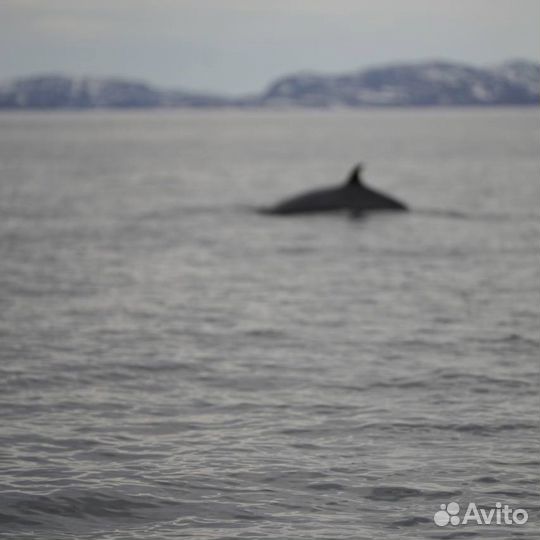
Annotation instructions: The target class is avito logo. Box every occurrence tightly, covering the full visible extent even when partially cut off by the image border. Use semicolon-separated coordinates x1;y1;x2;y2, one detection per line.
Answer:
434;502;528;527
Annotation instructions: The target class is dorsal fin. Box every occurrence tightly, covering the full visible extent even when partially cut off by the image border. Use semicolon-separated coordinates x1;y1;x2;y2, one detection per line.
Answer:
346;163;363;186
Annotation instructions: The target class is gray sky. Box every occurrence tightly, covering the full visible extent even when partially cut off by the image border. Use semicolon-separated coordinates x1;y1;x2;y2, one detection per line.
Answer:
1;0;539;94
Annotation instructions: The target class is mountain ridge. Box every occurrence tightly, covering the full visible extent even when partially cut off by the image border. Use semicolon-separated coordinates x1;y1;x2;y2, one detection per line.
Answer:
1;60;538;109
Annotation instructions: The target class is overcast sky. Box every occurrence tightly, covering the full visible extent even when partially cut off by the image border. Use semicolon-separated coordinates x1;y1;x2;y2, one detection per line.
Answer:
1;0;539;93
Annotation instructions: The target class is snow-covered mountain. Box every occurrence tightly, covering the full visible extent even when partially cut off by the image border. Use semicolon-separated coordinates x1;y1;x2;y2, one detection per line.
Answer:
0;76;231;109
259;60;540;107
0;60;538;109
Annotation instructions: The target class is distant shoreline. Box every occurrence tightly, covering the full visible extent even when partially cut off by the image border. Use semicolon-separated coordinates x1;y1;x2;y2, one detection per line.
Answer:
0;105;538;115
1;60;538;110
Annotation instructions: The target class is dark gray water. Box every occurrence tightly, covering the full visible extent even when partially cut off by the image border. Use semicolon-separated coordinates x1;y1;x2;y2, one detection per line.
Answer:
0;108;539;539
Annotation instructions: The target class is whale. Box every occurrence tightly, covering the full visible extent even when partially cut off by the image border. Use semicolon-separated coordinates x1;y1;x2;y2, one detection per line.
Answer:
261;164;407;215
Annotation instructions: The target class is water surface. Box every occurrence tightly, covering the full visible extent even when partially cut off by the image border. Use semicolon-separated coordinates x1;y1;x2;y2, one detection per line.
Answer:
0;108;539;538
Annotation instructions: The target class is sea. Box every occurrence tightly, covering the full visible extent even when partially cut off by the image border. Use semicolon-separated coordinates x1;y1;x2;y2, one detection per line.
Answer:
0;108;539;539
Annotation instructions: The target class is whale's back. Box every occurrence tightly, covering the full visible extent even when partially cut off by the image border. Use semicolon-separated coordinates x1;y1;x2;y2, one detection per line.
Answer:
263;164;408;215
